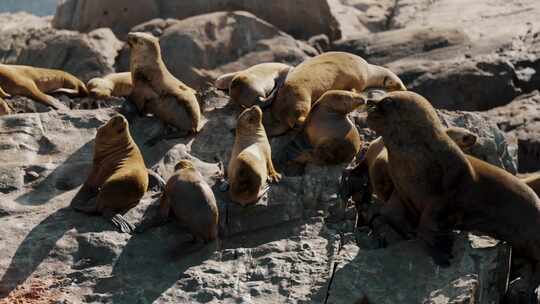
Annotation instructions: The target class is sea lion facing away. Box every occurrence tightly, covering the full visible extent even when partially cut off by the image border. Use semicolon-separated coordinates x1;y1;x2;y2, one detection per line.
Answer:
71;114;149;233
87;72;133;99
215;62;292;109
288;90;366;165
228;105;281;206
366;91;540;297
160;160;219;243
0;64;88;110
264;52;406;137
127;32;201;144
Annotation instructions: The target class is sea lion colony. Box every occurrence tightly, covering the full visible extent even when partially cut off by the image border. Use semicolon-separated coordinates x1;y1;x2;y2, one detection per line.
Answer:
2;31;540;299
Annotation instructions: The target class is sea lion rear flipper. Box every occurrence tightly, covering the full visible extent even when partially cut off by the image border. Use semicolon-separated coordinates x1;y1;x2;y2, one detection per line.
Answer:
417;204;455;267
103;209;135;234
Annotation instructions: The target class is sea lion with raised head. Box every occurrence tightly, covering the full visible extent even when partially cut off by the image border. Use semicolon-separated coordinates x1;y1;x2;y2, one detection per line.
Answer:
264;52;406;137
71;114;149;233
159;160;219;243
215;62;292;109
366;91;540;298
228;105;281;206
87;72;133;99
287;90;366;165
0;64;87;110
127;32;201;145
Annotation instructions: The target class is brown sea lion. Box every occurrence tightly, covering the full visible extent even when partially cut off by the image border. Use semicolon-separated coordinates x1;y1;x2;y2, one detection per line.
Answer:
228;105;281;206
87;72;133;99
523;173;540;197
215;62;292;108
127;32;201;144
71;114;149;233
366;127;477;202
159;160;219;243
366;91;540;297
0;64;88;110
264;52;406;137
288;90;366;165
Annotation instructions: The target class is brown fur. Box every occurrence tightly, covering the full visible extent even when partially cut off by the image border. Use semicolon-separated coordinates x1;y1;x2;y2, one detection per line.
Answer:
264;52;406;137
160;160;219;242
71;115;148;229
0;64;87;110
128;32;201;136
366;127;477;202
366;91;540;282
292;90;365;165
522;173;540;198
87;72;133;99
228;106;281;205
215;63;292;108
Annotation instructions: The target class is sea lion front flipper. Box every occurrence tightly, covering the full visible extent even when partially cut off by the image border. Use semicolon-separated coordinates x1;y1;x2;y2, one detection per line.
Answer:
52;88;80;95
72;196;100;214
147;169;166;193
417;203;455;267
103;209;135;234
215;72;238;90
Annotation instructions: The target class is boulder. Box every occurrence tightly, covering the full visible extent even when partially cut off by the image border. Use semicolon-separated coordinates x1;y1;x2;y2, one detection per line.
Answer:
480;91;540;173
116;12;316;89
0;12;123;82
53;0;342;41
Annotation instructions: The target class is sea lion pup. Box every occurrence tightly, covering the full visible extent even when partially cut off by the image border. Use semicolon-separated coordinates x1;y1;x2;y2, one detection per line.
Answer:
228;105;281;206
0;64;88;110
127;32;201;144
366;127;477;202
366;91;540;292
264;51;406;137
71;114;149;233
159;160;219;243
215;62;292;108
287;90;366;165
87;72;133;99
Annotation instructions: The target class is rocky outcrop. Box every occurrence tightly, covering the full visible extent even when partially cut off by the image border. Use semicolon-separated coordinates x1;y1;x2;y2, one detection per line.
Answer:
0;88;515;302
0;13;122;82
116;12;316;89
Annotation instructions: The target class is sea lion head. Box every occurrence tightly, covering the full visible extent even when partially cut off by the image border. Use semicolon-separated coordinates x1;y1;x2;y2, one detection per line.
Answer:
174;159;195;171
320;90;366;114
229;74;264;109
95;114;130;148
87;78;113;99
127;32;161;67
382;72;407;92
237;105;263;134
445;127;477;150
366;91;442;138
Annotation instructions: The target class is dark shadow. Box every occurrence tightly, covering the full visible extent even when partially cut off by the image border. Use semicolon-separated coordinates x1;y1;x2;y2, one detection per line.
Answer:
0;207;114;297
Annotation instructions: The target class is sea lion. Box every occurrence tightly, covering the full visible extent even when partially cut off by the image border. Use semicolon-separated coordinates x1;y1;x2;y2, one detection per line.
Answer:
71;114;149;233
366;91;540;296
127;32;201;144
215;62;292;108
287;90;366;165
366;127;477;202
264;52;406;137
522;173;540;197
87;72;133;99
0;64;87;110
159;160;219;243
0;98;11;116
228;105;281;206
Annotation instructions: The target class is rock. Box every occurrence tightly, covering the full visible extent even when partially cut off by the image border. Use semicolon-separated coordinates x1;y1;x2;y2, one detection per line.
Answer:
326;234;510;304
336;0;396;32
0;91;514;302
116;12;315;89
0;12;123;82
332;26;471;65
16;28;123;82
388;54;521;111
480;91;540;173
53;0;343;41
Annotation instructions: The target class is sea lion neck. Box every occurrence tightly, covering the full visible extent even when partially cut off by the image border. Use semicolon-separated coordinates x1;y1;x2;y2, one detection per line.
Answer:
365;64;389;89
